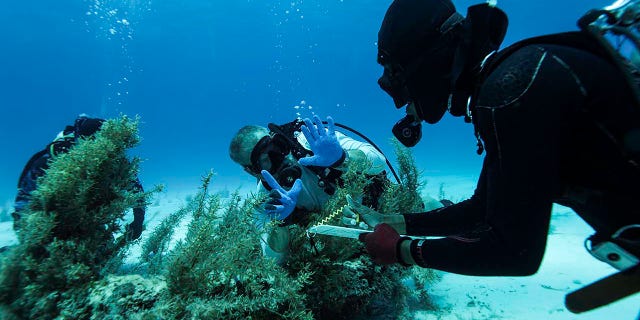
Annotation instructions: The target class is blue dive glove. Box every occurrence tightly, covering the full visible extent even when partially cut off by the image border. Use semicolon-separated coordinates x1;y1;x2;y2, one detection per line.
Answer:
299;115;345;167
261;170;303;220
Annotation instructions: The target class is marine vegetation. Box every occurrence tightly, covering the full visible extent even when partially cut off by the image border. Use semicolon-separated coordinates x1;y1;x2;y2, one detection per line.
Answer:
138;140;438;319
0;115;154;319
283;143;426;319
0;118;440;319
138;172;313;319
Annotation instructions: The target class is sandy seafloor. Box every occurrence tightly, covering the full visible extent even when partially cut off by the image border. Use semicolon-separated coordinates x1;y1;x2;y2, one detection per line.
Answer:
0;178;638;320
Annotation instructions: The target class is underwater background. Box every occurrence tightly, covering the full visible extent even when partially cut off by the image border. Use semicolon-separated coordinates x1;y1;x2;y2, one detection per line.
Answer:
0;0;614;201
1;0;639;319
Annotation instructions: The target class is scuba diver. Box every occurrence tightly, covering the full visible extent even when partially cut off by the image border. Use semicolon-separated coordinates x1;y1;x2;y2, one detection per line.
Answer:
229;114;446;262
12;114;145;241
342;0;640;312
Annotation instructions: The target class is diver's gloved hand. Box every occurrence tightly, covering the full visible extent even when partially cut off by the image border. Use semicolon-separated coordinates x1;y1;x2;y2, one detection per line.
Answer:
342;195;407;234
299;115;345;168
359;223;411;266
261;170;302;221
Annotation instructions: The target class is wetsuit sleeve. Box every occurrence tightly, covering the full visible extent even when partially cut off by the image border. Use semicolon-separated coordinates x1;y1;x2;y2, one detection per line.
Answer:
403;161;489;236
335;132;387;175
404;44;592;276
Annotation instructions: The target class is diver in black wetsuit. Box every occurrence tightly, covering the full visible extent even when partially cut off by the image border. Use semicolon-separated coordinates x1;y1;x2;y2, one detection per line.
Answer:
12;114;145;241
343;0;640;280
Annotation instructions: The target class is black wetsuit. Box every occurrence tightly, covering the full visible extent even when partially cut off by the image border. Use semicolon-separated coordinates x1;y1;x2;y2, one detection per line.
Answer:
404;41;640;276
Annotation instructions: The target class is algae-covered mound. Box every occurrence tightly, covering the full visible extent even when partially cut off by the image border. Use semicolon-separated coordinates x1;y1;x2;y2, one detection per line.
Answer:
0;115;152;319
87;274;167;318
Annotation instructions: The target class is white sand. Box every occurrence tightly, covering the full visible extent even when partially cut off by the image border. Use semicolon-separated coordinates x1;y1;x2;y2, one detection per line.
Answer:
417;205;639;319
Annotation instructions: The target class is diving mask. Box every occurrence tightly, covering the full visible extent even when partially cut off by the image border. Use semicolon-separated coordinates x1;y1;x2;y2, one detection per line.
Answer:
247;133;291;175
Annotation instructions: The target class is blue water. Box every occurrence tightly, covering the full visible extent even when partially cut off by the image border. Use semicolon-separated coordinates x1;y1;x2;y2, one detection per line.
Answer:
0;0;613;201
3;1;640;319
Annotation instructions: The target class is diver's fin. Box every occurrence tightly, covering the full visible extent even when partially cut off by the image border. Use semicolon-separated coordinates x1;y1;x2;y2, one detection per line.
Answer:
565;264;640;313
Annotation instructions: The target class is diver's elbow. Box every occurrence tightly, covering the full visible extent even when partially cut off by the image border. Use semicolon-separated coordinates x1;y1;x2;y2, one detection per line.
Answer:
503;253;543;276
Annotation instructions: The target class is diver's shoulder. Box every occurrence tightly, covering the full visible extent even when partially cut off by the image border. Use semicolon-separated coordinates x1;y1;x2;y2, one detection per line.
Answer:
475;45;548;107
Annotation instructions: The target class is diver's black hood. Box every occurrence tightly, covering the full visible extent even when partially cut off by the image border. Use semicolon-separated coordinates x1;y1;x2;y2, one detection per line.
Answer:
449;3;508;117
74;116;104;137
378;0;457;66
378;1;508;124
378;0;461;124
407;45;457;124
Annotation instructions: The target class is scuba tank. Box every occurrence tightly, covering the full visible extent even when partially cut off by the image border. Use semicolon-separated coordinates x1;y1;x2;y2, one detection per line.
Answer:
579;0;640;107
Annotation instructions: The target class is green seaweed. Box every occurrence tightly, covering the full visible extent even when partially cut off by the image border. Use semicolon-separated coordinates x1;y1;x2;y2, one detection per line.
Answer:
0;115;154;319
144;172;312;319
378;141;426;214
